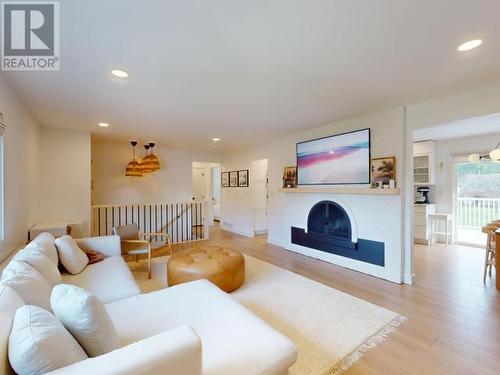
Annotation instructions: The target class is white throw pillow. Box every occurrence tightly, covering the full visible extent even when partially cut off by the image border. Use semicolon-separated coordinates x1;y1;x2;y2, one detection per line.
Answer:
1;261;52;311
54;235;89;274
26;233;59;266
8;305;88;375
51;284;120;357
13;249;61;287
0;284;24;375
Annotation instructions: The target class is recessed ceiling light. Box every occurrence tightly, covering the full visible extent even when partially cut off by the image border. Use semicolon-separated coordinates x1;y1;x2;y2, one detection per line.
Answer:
212;137;221;142
98;122;110;127
457;39;482;52
111;69;129;78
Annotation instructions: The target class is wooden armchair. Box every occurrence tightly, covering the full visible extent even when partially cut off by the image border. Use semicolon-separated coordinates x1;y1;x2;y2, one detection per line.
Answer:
113;223;172;279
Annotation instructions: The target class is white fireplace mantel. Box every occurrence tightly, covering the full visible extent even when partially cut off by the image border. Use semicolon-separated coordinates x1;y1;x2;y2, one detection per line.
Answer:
278;187;400;196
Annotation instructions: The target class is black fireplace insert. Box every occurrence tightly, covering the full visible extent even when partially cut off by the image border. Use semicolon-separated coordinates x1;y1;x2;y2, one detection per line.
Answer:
291;200;384;266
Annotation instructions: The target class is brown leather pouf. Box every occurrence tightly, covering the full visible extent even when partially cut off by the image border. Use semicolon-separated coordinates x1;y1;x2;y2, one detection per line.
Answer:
167;245;245;292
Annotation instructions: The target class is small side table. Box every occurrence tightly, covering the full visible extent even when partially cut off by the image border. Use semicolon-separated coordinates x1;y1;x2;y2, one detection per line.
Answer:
429;213;452;245
29;222;82;241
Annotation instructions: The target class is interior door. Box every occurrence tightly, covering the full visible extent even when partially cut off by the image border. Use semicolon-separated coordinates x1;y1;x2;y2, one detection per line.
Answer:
192;167;206;201
211;166;221;220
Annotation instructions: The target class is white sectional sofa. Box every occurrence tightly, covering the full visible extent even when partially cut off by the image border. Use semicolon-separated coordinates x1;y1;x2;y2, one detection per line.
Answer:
0;233;297;375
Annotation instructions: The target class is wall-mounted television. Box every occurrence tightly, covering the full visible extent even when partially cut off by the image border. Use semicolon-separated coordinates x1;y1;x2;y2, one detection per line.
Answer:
296;128;371;185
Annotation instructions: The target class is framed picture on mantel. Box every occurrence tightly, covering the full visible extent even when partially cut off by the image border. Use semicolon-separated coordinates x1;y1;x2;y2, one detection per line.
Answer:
371;156;396;188
283;166;297;188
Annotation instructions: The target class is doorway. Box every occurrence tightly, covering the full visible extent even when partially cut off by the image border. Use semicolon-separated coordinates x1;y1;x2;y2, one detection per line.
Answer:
192;162;221;225
211;166;221;221
454;157;500;246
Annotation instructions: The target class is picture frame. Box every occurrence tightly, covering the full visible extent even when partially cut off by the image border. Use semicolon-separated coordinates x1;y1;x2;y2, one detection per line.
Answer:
229;171;238;187
283;166;297;188
221;172;229;187
296;128;371;185
371;156;396;188
238;169;249;187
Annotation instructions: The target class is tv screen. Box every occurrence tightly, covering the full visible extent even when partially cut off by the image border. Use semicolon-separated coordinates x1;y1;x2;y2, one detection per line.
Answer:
296;128;370;185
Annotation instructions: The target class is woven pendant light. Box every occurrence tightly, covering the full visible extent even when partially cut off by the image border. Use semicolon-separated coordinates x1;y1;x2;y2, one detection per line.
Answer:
147;142;161;170
141;144;155;173
125;141;143;177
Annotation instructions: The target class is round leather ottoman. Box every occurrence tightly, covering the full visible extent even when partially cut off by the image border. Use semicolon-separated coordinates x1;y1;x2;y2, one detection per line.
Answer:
167;245;245;292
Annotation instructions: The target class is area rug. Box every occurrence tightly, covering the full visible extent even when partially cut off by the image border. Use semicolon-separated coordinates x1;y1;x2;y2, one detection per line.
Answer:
129;255;406;375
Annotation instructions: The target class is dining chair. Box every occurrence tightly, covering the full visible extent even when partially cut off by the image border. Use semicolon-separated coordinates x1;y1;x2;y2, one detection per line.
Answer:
481;224;497;283
112;223;172;279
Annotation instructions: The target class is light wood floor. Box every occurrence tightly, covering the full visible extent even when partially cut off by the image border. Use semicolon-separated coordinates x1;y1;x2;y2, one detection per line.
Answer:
149;224;499;375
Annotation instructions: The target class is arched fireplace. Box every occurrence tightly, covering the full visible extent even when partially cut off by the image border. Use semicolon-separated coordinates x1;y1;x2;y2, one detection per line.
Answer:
307;201;353;248
291;200;385;266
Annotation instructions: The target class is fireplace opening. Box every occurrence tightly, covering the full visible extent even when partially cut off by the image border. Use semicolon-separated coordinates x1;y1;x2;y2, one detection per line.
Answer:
291;200;385;266
308;201;351;242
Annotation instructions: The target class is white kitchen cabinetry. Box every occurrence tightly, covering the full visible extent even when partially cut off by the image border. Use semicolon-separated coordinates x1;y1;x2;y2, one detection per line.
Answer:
413;141;436;185
414;204;436;244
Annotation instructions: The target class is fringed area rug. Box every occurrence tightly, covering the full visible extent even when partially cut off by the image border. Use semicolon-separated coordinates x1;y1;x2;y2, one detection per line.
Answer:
129;255;406;375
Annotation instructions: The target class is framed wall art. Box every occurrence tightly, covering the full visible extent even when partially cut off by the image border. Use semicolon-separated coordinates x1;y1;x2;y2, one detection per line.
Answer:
221;172;229;187
238;169;249;187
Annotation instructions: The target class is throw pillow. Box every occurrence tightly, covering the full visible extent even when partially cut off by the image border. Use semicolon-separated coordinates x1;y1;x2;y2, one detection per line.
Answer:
8;305;88;375
1;261;52;311
26;233;59;266
13;249;61;287
50;284;120;357
0;284;25;375
86;250;105;264
54;235;89;274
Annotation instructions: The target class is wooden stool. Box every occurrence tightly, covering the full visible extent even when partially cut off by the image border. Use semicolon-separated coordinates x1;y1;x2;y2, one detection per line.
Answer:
482;224;498;283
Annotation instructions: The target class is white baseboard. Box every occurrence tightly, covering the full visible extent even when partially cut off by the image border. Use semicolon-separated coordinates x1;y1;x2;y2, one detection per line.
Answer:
254;229;268;235
220;225;255;238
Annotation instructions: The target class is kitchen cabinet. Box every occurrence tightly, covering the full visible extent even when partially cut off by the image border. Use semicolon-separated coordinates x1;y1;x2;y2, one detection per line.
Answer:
413;141;436;185
414;204;436;244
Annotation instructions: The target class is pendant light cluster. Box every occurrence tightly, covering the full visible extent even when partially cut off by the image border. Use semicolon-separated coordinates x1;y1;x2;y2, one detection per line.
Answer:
125;141;161;177
468;141;500;163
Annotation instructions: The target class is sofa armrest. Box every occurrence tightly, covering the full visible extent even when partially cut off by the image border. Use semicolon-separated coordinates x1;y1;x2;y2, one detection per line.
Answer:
46;325;202;375
75;235;121;258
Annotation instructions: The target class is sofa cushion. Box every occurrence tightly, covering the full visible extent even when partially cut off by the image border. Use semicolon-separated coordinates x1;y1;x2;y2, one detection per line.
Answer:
27;233;59;266
13;249;61;287
105;280;297;375
51;284;120;357
0;284;24;375
55;236;89;275
9;305;88;375
1;261;52;311
62;257;140;304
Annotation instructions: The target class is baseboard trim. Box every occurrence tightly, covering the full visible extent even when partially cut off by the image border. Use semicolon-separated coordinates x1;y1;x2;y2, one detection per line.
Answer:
220;225;255;238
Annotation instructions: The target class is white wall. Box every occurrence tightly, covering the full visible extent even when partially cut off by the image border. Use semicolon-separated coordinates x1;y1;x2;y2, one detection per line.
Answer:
92;141;221;205
220;158;268;237
0;75;41;262
38;128;91;237
221;108;406;283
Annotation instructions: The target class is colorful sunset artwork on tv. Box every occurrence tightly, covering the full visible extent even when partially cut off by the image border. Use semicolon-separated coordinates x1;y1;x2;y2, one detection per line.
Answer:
296;128;370;185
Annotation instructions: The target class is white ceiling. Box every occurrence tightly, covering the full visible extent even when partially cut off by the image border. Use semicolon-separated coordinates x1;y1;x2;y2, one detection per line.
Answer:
3;0;500;151
413;113;500;141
